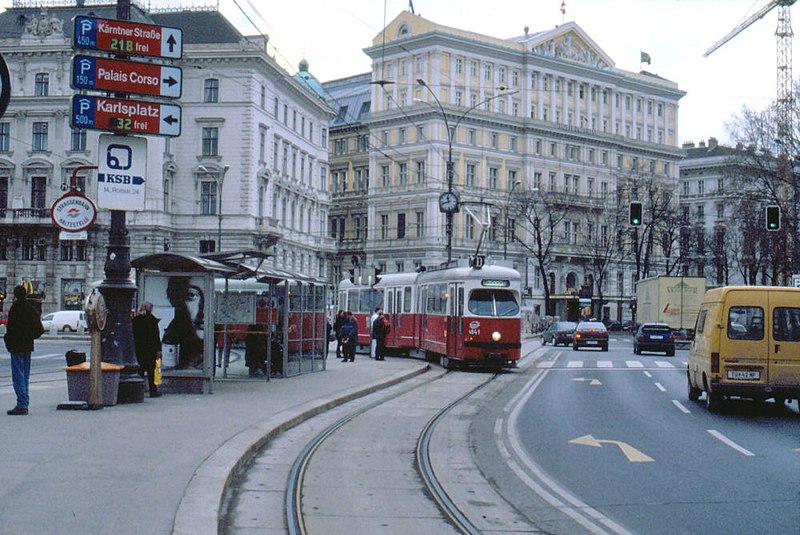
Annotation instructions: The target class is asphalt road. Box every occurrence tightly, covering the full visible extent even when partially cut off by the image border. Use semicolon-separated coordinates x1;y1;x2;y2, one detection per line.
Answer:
0;337;91;383
473;334;800;535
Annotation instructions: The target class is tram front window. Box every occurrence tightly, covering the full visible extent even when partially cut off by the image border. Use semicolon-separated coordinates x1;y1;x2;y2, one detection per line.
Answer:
468;289;519;317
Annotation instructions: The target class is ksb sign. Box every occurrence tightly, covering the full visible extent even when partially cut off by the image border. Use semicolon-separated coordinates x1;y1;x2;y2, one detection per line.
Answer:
97;134;147;211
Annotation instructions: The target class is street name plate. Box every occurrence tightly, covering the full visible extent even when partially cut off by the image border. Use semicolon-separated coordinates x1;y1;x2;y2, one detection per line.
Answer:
73;16;182;59
71;95;181;137
72;55;182;99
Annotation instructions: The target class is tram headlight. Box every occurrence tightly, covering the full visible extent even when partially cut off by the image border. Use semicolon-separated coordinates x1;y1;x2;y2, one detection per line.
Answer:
492;331;501;342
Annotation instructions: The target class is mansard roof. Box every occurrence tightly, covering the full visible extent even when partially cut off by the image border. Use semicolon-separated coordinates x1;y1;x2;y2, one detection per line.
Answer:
150;10;242;45
323;72;371;127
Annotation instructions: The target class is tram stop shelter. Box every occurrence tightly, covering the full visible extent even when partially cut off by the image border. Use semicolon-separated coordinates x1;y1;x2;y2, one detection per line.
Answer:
132;251;328;394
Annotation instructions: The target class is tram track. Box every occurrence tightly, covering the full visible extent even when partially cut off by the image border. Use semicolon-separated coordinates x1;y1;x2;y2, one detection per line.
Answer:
222;366;512;534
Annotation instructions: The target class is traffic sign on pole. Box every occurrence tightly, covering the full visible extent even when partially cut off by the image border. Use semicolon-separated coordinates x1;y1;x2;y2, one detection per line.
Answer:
73;16;182;59
72;55;182;99
97;134;147;211
71;95;181;137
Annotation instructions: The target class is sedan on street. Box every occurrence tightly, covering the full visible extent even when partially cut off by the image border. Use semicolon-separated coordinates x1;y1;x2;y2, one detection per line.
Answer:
572;321;608;351
541;321;577;346
633;322;675;356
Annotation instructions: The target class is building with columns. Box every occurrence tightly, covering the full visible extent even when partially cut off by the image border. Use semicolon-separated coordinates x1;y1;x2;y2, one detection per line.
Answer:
357;12;685;321
0;2;334;314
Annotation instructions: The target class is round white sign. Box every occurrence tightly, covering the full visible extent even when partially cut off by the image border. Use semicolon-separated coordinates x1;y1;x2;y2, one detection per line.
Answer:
51;192;97;232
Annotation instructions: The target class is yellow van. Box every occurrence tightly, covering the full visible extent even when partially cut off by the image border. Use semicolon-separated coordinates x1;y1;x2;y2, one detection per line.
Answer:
687;286;800;411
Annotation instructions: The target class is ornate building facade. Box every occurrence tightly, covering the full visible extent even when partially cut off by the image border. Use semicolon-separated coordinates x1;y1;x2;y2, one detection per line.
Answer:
0;2;334;314
358;12;685;320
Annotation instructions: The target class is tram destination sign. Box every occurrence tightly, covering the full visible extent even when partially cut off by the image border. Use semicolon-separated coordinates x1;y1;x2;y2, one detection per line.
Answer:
72;55;182;99
71;95;181;137
73;16;182;59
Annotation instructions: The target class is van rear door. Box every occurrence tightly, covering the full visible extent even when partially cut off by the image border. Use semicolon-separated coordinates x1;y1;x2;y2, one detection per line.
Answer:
719;295;769;386
768;290;800;389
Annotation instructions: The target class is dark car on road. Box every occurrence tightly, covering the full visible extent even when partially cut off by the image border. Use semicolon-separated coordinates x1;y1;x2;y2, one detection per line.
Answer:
572;321;609;351
604;320;622;331
633;322;675;356
541;321;577;346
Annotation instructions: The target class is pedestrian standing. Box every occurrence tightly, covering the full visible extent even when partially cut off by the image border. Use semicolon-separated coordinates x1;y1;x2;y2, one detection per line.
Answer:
132;301;163;397
369;307;380;359
333;310;346;359
339;311;358;362
372;310;390;361
4;284;44;415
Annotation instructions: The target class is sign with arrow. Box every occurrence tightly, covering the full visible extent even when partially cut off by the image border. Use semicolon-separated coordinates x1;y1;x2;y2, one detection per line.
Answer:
72;55;182;99
569;434;654;462
73;16;182;59
71;95;181;137
97;134;147;211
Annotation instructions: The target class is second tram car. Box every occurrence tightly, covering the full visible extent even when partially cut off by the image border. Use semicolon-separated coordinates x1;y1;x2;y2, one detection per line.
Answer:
337;264;521;368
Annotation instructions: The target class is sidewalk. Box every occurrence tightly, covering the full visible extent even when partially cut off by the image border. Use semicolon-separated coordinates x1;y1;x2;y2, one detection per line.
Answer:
0;352;428;535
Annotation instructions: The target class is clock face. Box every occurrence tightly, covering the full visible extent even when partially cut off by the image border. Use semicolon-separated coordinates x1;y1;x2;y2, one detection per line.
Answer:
439;191;460;213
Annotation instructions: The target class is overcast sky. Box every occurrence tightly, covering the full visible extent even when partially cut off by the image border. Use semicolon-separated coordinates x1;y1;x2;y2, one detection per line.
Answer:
2;0;788;146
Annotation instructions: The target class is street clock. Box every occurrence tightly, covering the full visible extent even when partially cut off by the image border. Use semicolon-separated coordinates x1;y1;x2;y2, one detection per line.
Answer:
439;191;460;213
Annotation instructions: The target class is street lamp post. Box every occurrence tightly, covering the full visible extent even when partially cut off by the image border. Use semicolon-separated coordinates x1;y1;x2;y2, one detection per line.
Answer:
504;180;521;259
416;79;516;265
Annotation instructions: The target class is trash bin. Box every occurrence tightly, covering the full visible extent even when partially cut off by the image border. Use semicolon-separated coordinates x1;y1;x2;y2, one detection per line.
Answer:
65;350;86;367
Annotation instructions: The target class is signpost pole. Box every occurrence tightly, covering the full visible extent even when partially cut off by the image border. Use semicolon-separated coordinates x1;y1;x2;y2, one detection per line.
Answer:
97;0;143;404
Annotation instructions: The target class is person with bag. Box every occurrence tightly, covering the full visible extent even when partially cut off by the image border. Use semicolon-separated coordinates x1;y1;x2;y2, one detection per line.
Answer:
372;310;391;361
132;301;163;397
4;284;44;415
333;310;346;359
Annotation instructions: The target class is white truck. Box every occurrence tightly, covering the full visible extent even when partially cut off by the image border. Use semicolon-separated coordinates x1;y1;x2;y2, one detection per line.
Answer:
635;276;706;338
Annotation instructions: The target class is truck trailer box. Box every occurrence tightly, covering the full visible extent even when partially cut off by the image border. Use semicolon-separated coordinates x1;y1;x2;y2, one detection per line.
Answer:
635;276;705;331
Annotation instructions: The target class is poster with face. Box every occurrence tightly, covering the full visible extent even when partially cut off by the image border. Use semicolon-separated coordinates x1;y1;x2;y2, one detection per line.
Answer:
142;275;206;369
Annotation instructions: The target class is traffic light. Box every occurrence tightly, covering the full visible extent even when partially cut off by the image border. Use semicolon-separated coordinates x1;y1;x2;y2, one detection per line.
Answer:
766;205;781;231
629;202;642;226
373;267;382;285
348;269;355;284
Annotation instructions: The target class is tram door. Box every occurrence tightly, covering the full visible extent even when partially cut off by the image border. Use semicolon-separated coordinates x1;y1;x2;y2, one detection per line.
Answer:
386;287;402;347
447;283;463;359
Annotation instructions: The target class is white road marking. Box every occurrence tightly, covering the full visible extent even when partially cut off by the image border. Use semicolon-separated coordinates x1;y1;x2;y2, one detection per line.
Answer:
643;371;652;378
597;360;613;368
672;400;691;414
626;361;643;368
537;361;555;368
567;360;583;368
654;382;667;392
707;429;755;456
654;361;675;368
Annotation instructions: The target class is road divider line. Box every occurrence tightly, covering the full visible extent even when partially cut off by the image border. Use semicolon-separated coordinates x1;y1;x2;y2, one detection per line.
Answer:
654;382;667;392
643;371;652;378
707;429;755;456
672;400;691;414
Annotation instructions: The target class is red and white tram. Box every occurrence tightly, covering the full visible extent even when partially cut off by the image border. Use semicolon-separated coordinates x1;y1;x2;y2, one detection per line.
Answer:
337;264;521;368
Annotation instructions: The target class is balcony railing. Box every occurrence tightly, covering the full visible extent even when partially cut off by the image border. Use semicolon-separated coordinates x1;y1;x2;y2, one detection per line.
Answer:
0;208;51;221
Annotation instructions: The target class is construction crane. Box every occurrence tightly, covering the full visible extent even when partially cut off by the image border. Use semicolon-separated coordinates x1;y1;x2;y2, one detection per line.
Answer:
704;0;797;150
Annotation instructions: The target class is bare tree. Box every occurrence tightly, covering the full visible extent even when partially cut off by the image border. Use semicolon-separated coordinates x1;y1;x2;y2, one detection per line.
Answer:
580;194;625;320
509;189;569;316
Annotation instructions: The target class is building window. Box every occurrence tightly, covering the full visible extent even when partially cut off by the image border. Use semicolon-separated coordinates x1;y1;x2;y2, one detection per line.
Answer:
398;162;407;185
381;164;390;187
415;210;424;237
0;122;9;152
21;237;34;261
200;181;218;215
466;164;476;187
31;176;46;209
397;213;406;239
416;160;425;183
0;176;7;209
70;129;86;152
488;167;498;189
32;122;48;151
380;214;389;240
202;127;219;156
466;216;475;240
199;240;216;253
34;73;49;96
203;78;219;103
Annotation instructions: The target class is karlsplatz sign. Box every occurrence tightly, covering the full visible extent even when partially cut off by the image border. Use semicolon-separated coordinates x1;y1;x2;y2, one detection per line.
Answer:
51;191;97;232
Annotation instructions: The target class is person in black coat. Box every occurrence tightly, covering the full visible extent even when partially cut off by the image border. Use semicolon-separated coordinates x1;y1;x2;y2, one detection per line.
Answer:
333;310;346;359
338;311;358;362
132;302;163;397
4;284;44;415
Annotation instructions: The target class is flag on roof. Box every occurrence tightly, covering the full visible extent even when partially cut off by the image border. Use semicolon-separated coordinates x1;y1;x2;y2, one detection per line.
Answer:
561;1;566;15
409;0;415;14
641;51;651;65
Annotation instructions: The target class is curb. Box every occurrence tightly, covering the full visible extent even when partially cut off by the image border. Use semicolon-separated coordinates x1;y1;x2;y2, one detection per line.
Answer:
172;362;431;535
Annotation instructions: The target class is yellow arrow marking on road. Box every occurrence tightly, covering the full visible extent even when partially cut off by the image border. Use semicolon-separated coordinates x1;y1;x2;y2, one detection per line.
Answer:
569;434;654;462
571;377;602;385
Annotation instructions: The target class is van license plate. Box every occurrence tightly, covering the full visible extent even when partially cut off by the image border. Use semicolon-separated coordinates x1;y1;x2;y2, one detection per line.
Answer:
727;370;760;380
